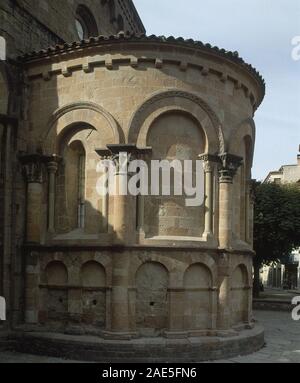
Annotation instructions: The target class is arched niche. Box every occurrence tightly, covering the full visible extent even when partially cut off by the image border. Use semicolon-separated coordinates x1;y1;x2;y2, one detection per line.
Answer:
231;264;249;326
144;110;205;238
233;133;254;241
127;90;224;154
0;68;9;115
136;262;169;336
44;261;68;324
81;261;106;327
228;118;256;162
42;102;122;155
184;263;213;330
54;123;106;235
117;15;124;32
46;261;68;286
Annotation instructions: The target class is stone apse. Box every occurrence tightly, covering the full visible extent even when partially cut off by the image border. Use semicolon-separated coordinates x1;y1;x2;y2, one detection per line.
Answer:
18;34;265;360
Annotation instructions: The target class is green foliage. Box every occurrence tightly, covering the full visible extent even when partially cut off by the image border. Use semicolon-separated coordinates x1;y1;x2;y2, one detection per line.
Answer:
253;182;300;267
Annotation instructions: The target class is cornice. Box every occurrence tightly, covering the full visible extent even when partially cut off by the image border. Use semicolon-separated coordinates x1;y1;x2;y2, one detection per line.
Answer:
18;33;265;107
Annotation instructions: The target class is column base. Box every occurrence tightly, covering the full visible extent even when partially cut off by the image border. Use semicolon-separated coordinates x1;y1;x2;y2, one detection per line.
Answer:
25;311;38;325
202;232;218;246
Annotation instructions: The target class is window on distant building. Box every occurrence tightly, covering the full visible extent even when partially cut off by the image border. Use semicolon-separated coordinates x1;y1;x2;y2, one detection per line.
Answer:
75;5;98;40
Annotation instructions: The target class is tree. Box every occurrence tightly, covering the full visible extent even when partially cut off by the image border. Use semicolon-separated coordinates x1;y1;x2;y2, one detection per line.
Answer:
253;182;300;297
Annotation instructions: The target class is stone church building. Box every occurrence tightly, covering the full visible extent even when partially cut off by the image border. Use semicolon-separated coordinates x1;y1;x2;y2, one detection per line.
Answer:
0;1;266;361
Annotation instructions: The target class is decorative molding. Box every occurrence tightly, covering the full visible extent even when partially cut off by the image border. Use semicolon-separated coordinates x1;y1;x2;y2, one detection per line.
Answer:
46;155;62;174
19;34;265;108
43;101;123;154
128;89;225;153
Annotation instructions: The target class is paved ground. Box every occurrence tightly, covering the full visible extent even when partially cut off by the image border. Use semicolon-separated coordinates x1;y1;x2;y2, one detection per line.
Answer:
258;288;300;302
212;310;300;363
0;310;299;363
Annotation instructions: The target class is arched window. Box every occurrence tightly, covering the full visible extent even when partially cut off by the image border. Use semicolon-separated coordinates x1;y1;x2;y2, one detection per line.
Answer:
75;5;98;40
61;140;86;231
77;146;86;229
117;15;124;32
108;0;116;22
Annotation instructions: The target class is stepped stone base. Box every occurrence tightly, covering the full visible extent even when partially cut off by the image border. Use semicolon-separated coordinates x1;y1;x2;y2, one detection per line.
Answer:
13;325;264;363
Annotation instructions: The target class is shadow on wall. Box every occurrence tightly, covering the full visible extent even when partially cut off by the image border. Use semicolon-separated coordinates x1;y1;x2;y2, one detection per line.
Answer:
144;111;206;238
36;198;116;333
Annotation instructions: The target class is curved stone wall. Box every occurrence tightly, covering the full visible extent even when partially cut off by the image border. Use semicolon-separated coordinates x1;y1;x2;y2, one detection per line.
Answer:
21;36;264;353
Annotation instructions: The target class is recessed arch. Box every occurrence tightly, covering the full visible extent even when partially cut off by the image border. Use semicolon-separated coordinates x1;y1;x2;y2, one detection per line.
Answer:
228;118;256;162
136;261;169;336
81;261;106;287
42;101;123;155
117;14;124;32
231;264;249;326
127;90;225;154
0;64;10;115
184;263;213;330
45;261;68;286
81;261;106;327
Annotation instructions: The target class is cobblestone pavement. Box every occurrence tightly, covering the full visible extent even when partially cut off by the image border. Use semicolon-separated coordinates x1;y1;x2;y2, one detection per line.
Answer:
0;311;299;363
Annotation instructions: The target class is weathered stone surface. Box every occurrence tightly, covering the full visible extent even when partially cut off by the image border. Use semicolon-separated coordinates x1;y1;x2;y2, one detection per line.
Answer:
0;0;266;361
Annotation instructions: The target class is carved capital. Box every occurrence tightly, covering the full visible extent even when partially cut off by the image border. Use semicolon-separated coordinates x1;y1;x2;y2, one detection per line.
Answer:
218;153;243;182
96;145;152;173
20;154;47;184
199;153;219;173
46;155;62;175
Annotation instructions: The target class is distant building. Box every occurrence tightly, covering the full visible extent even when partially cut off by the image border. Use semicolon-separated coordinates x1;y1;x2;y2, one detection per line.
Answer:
264;151;300;184
261;150;300;290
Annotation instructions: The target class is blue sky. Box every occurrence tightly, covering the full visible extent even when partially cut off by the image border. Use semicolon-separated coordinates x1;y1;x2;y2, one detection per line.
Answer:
134;0;300;180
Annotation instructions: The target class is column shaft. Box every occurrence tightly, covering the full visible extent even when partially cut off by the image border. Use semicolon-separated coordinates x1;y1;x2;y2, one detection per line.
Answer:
47;161;59;233
204;168;213;236
217;275;231;330
137;194;145;233
110;252;130;333
218;178;233;249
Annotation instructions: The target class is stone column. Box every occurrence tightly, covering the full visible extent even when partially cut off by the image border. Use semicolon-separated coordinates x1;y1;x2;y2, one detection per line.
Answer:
217;155;242;331
109;251;132;337
113;159;129;244
199;154;217;238
24;251;39;324
136;154;151;238
46;156;60;234
21;154;45;244
217;254;231;330
0;123;12;325
137;194;145;234
218;154;243;250
99;146;137;337
248;180;256;247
